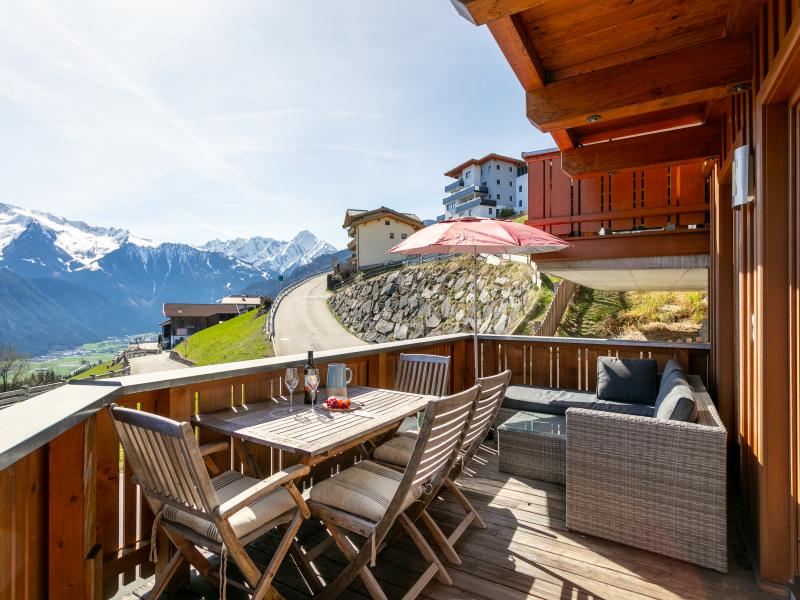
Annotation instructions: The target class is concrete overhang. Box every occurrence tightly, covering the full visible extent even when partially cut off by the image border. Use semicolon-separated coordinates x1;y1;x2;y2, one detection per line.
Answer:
538;255;709;291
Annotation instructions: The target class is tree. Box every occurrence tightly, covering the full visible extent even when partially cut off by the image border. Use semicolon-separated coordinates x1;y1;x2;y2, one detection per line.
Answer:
0;345;29;392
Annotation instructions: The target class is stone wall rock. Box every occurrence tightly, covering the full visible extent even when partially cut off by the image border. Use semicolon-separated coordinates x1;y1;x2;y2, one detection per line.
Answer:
328;256;540;344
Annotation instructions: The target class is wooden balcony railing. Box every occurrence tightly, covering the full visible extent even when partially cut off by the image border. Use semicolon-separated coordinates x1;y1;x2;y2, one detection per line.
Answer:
0;333;709;599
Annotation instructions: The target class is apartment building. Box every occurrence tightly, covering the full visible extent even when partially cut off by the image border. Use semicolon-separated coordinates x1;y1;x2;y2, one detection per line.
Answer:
441;153;525;219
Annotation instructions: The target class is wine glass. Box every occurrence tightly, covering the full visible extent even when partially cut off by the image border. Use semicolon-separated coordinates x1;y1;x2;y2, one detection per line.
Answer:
284;368;298;414
306;367;320;414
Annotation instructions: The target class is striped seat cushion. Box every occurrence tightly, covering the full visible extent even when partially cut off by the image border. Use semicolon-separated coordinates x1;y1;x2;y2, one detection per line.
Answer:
373;435;415;467
163;470;296;542
309;460;422;522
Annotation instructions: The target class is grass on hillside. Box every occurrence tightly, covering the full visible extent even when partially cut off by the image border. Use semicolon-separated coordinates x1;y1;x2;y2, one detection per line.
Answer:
71;359;123;380
513;274;555;335
558;288;708;341
175;310;272;367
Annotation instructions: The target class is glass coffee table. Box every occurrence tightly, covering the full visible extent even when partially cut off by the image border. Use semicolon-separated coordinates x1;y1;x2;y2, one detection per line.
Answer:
497;411;566;484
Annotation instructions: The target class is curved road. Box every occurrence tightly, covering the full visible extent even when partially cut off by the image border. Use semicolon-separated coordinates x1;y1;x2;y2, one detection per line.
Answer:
128;352;190;375
273;274;363;356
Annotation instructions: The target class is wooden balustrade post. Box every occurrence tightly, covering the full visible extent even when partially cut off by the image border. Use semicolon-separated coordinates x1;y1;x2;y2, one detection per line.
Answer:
49;416;100;600
152;387;192;593
452;340;466;391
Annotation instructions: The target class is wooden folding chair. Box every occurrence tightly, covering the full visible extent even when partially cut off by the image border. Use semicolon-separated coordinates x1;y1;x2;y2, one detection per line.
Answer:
373;370;512;564
394;353;450;434
395;353;450;396
305;384;480;600
109;404;315;600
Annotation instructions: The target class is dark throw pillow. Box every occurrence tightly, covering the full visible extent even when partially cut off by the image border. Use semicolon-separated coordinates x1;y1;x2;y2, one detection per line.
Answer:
596;357;657;404
654;382;697;422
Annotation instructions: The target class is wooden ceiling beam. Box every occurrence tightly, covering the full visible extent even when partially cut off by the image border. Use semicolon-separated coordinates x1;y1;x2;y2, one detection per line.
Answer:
526;35;752;132
726;0;763;34
451;0;548;26
549;129;576;150
572;104;707;145
561;123;721;178
487;14;547;90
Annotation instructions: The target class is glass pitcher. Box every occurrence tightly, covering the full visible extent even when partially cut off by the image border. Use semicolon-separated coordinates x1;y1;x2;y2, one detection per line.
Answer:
326;363;353;398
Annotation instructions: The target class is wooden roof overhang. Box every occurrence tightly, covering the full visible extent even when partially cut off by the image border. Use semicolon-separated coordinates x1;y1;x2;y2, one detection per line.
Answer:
452;0;760;177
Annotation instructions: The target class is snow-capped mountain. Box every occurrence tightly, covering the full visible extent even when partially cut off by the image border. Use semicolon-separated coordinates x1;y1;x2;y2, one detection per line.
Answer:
201;230;336;276
0;203;341;354
0;202;157;272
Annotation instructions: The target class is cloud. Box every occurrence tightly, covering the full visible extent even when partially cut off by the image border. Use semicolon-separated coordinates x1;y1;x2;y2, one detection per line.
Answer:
0;1;552;247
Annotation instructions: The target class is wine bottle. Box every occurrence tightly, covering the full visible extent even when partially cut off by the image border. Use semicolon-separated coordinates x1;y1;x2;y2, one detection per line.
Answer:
303;350;315;404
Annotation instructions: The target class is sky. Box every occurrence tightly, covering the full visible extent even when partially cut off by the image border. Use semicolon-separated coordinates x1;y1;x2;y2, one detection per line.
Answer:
0;1;553;248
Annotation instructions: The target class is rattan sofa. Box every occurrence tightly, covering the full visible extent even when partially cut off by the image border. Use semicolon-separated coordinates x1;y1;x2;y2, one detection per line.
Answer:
565;374;727;572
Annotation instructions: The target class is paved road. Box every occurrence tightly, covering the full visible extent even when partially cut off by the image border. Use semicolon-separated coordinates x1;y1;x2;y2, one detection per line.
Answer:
128;352;190;375
273;274;363;356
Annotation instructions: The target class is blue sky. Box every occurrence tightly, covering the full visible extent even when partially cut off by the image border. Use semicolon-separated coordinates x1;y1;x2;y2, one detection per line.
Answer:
0;1;553;248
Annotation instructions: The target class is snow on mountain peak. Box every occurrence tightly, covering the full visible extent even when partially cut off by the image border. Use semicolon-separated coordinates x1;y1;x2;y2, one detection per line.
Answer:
200;232;337;274
0;203;157;269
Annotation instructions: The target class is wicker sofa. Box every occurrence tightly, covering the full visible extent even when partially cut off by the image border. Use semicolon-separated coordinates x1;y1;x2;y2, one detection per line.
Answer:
495;359;728;573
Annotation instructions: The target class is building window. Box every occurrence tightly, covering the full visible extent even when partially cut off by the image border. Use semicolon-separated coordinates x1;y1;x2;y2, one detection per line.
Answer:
519;200;523;207
496;194;500;200
509;195;513;201
519;185;523;192
509;166;513;172
465;170;472;179
496;165;500;171
389;232;395;239
468;210;472;216
509;181;513;187
496;179;500;185
488;207;493;215
385;220;390;226
401;233;407;239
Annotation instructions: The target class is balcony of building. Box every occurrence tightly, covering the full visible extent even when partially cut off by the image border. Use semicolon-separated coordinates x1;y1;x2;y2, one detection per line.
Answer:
444;178;464;194
441;184;489;205
0;333;774;600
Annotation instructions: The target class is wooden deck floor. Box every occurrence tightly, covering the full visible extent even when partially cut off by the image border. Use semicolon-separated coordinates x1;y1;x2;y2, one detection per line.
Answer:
120;443;777;600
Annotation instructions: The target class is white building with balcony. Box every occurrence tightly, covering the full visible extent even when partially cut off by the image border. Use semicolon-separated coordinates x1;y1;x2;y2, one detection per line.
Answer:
442;153;525;219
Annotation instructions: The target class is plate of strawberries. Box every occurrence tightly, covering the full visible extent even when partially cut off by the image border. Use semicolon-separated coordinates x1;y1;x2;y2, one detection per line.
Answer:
322;397;359;412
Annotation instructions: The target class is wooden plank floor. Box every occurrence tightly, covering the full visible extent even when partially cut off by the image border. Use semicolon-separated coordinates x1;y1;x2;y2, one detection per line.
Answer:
117;443;777;600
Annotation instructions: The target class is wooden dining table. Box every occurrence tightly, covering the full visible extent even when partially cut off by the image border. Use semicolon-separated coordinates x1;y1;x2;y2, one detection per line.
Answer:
192;386;433;475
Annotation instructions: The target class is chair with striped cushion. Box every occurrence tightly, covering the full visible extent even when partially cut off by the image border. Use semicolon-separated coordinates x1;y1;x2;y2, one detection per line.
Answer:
306;384;480;600
109;404;316;600
373;370;512;564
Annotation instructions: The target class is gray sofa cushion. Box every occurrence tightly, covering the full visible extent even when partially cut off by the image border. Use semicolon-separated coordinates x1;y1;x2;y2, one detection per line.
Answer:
503;386;596;415
502;385;655;417
596;357;657;404
654;381;697;422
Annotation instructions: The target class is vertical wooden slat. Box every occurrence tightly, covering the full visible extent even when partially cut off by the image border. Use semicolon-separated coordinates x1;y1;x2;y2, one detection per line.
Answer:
94;408;120;597
643;168;669;228
48;417;97;600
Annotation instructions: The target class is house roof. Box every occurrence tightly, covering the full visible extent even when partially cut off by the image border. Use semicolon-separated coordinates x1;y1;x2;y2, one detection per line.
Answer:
162;303;242;318
444;153;525;178
522;148;560;160
220;296;262;305
343;207;423;230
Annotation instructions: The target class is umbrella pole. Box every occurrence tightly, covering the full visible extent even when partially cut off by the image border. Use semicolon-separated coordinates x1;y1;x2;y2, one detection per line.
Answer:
472;249;479;381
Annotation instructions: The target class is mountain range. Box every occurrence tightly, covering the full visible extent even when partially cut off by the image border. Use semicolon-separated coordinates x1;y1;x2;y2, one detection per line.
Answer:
0;203;342;354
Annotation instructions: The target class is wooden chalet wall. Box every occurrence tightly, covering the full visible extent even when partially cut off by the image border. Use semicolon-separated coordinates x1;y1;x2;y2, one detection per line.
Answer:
524;153;709;237
457;0;800;589
711;0;800;589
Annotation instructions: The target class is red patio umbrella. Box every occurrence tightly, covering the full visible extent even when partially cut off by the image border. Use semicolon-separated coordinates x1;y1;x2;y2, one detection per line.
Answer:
388;217;571;379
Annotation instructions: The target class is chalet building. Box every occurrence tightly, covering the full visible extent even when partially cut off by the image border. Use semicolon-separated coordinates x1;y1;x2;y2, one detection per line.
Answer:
453;0;800;592
220;295;263;308
161;303;245;348
343;207;423;270
441;153;527;219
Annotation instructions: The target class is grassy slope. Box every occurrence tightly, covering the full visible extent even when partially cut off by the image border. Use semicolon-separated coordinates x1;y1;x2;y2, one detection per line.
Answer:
71;359;123;380
558;288;708;341
174;310;272;366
